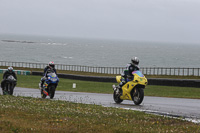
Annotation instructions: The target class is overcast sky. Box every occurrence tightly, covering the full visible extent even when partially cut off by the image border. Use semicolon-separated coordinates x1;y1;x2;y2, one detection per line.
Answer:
0;0;200;43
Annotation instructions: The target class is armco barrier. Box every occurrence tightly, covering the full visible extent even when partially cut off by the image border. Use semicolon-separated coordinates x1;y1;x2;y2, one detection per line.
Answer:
0;69;31;75
32;71;200;88
32;71;115;82
1;61;200;76
148;78;200;88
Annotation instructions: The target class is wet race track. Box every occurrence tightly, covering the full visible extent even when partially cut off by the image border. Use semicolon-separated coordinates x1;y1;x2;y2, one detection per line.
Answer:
1;87;200;123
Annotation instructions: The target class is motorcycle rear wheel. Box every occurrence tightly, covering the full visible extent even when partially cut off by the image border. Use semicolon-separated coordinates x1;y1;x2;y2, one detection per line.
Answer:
41;89;47;99
2;87;7;95
5;83;13;95
131;88;144;105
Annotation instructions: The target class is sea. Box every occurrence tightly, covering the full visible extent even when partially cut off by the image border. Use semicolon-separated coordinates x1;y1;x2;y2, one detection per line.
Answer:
0;34;200;68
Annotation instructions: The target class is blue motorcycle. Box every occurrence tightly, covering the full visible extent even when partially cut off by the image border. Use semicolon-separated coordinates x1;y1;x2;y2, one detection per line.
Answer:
39;72;59;99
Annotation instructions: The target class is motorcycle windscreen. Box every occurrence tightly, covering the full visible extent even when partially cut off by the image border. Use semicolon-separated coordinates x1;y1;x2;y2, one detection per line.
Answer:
7;75;15;80
47;73;57;77
132;71;144;77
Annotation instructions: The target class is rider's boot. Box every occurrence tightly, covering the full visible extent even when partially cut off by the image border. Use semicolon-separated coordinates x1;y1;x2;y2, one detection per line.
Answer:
40;77;46;90
41;83;43;90
113;78;125;94
39;81;44;90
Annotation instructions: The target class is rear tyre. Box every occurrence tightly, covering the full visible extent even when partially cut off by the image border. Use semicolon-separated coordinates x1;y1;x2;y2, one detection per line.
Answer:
113;89;123;104
131;88;144;105
5;83;9;95
2;87;6;95
41;89;47;99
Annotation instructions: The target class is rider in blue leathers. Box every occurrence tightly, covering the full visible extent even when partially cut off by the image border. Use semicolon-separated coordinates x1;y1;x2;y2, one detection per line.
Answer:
40;61;57;89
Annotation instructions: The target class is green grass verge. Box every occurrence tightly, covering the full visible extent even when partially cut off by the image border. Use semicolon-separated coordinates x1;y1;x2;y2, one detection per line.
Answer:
1;74;199;99
0;95;199;132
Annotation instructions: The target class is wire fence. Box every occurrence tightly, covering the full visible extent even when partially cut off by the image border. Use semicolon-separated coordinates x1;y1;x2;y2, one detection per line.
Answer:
0;61;200;76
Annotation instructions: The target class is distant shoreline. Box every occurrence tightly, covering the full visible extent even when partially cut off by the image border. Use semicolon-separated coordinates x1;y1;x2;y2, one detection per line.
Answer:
1;39;35;43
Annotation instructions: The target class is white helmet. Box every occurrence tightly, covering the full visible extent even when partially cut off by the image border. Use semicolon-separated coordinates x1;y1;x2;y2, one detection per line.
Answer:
48;61;55;68
8;66;13;72
131;57;139;66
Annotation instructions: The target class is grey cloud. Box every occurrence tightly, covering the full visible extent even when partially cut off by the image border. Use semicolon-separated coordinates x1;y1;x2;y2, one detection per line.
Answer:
0;0;200;43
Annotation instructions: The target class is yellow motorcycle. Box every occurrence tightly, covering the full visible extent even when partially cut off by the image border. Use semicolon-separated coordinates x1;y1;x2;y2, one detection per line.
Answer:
112;70;148;105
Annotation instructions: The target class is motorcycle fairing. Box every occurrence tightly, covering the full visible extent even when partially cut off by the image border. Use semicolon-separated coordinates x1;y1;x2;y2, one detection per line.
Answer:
120;81;136;100
120;70;147;100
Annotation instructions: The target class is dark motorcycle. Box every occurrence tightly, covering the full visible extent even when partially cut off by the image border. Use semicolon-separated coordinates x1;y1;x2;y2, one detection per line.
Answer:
39;72;59;99
2;75;17;95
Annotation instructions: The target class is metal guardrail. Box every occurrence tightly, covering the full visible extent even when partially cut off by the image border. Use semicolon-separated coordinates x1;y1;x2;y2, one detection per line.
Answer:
32;71;200;88
0;61;200;76
0;69;31;75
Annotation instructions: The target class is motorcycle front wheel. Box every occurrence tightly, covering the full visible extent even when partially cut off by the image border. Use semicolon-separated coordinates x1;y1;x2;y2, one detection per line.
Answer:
131;88;144;105
49;85;56;99
7;83;13;95
113;89;123;104
8;83;14;95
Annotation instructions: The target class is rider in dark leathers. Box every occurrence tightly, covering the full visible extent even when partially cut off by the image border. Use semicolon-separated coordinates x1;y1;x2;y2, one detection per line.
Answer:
119;57;140;88
40;61;57;89
1;67;17;89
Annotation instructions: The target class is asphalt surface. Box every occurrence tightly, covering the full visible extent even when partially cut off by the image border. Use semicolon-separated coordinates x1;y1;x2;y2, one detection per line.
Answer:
1;87;200;123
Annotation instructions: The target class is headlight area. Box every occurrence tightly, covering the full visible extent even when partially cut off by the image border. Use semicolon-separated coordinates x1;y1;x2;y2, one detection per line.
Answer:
51;78;58;82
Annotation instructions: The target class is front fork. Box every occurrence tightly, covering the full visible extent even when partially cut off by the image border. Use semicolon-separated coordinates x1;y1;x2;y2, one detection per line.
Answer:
132;88;138;97
112;85;122;96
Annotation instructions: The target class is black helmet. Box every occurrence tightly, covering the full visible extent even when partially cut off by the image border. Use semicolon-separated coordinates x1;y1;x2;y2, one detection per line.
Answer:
48;61;55;68
131;57;139;66
8;66;13;73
